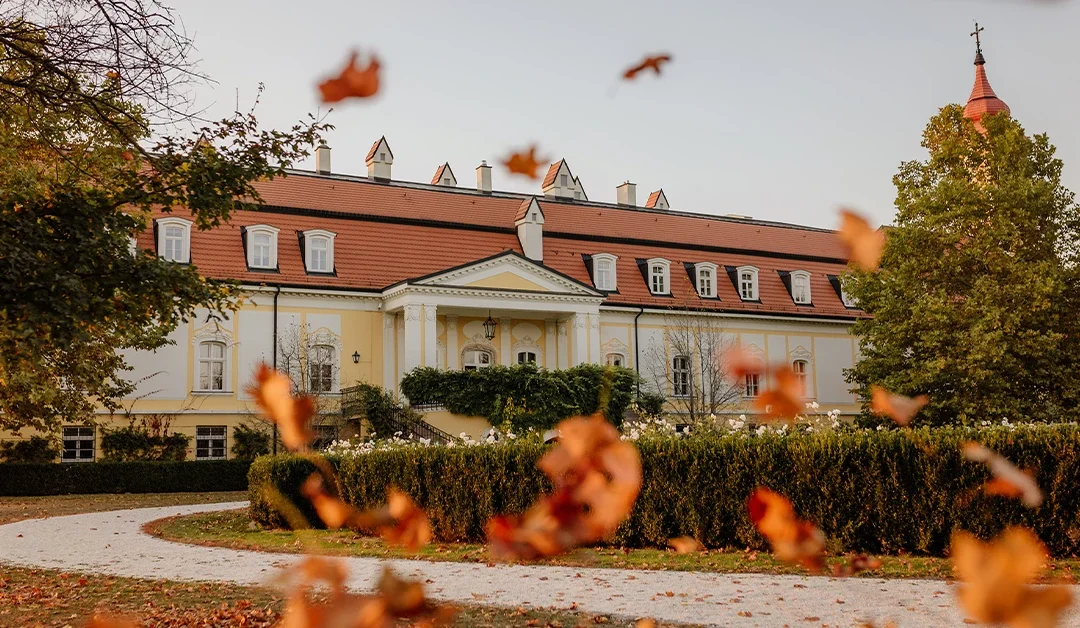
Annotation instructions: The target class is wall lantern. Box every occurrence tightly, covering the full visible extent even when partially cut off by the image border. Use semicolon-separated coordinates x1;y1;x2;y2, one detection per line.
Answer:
351;351;361;364
483;311;498;341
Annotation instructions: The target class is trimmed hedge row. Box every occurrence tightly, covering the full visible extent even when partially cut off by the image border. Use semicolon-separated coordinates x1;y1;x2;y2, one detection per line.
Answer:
0;460;251;496
249;424;1080;557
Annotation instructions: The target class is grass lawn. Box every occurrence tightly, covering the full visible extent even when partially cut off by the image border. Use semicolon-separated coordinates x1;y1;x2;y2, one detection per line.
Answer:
0;492;690;627
147;508;1080;583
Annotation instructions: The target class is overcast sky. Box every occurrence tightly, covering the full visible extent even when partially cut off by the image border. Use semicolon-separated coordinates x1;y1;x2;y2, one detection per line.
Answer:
176;0;1077;229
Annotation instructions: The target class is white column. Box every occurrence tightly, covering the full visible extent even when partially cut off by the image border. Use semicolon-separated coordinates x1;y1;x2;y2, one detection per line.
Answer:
382;312;396;391
403;304;422;375
544;320;557;369
422;304;438;367
499;317;512;366
557;320;569;369
446;315;459;370
571;313;588;365
589;312;602;364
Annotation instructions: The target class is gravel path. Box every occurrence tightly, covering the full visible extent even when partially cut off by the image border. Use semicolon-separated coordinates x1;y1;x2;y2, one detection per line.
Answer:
1;502;1075;627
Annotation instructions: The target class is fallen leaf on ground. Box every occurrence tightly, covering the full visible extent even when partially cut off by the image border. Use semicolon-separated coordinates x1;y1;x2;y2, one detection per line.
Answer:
961;442;1043;508
838;208;885;271
870;386;929;426
747;487;825;572
318;51;381;103
952;526;1072;627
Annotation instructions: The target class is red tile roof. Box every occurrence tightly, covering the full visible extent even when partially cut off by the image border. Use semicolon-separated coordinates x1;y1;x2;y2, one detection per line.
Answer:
964;57;1009;130
146;171;861;319
514;197;537;222
431;163;453;185
645;189;664;208
365;136;392;162
541;160;565;188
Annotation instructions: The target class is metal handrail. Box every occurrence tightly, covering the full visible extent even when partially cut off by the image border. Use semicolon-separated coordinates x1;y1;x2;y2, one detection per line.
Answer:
340;385;455;445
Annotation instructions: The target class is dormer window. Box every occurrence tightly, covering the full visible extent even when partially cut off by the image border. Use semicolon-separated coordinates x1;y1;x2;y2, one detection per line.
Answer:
303;229;336;273
791;270;812;304
592;253;618;291
841;283;858;308
737;266;759;301
694;262;718;298
648;258;670;295
156;217;192;263
246;225;279;270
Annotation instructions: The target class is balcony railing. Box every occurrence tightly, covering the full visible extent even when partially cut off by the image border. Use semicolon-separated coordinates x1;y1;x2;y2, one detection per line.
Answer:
340;385;455;445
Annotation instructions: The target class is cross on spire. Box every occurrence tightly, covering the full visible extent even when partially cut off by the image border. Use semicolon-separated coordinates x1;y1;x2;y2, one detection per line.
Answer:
970;21;986;65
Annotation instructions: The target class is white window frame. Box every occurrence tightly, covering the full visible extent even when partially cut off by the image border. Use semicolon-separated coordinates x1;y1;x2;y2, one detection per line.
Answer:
516;350;538;365
605;353;625;368
648;258;670;295
195;426;227;460
462;347;494;370
156;217;192;263
791;270;812;305
246;224;279;269
303;229;336;273
592;253;618;291
792;359;809;397
744;373;760;398
61;426;95;463
672;355;692;398
310;344;336;393
695;262;718;298
197;340;228;392
737;266;759;301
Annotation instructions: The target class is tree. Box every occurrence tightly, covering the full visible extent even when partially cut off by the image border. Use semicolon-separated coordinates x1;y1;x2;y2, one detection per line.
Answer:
274;322;344;445
846;105;1080;425
0;10;330;431
643;311;740;422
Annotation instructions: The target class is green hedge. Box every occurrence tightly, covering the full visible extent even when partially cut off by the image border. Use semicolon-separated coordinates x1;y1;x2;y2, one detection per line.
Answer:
400;363;645;430
249;424;1080;556
0;460;251;496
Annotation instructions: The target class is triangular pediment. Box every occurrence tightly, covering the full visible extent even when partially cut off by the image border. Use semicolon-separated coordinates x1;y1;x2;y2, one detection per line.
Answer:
412;251;601;296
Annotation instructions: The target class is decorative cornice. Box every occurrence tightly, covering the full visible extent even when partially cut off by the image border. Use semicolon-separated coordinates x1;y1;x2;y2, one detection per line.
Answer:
382;283;605;304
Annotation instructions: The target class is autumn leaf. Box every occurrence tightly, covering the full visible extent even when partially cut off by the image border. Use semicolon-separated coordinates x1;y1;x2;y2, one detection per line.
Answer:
667;536;705;553
753;365;804;421
623;53;673;80
301;474;357;529
962;442;1043;508
951;526;1072;627
302;475;432;550
747;487;825;572
832;554;883;577
84;615;138;628
502;145;549;180
870;386;929;426
837;208;885;271
246;363;315;451
721;346;766;381
636;620;658;628
318;51;381;103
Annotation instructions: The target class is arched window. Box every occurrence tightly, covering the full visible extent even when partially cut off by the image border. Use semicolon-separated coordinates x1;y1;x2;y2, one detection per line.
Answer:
198;341;226;391
593;253;618;291
303;229;336;273
310;345;335;392
156;217;191;263
516;351;537;365
695;262;718;298
737;266;759;301
792;359;809;396
463;348;493;370
246;225;279;269
744;372;760;398
791;270;811;304
648;258;670;295
605;353;625;367
672;355;691;397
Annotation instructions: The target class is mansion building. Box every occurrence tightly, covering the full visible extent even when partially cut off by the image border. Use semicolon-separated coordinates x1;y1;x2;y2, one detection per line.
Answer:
12;41;1012;462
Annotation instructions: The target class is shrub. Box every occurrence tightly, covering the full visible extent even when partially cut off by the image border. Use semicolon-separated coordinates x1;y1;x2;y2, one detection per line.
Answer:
249;423;1080;556
232;423;272;459
100;415;190;461
399;364;647;430
0;435;59;463
0;459;250;496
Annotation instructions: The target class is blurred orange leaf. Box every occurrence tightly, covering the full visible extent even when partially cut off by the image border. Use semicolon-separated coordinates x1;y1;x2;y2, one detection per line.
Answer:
832;554;883;577
318;51;381;103
667;536;705;553
837;208;885;271
952;527;1072;627
721;346;766;381
247;363;314;451
302;475;432;550
747;487;825;572
502;145;549;180
85;615;138;628
623;54;673;80
962;442;1043;508
870;386;929;426
753;366;803;421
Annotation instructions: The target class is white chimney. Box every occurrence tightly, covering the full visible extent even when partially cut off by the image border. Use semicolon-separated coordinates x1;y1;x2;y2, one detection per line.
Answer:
515;197;544;261
315;141;331;174
365;136;393;181
476;160;492;193
616;181;636;206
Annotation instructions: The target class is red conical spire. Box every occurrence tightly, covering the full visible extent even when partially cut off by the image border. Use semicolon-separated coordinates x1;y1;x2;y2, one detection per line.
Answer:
963;23;1009;132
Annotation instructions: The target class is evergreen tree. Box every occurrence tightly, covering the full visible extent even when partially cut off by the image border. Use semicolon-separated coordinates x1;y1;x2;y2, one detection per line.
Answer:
847;105;1080;425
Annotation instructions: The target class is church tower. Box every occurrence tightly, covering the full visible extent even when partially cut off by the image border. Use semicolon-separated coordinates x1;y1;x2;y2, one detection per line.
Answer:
963;23;1010;133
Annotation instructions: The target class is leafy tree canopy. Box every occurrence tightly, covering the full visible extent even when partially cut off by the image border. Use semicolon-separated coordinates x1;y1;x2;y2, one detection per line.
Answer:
847;105;1080;425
